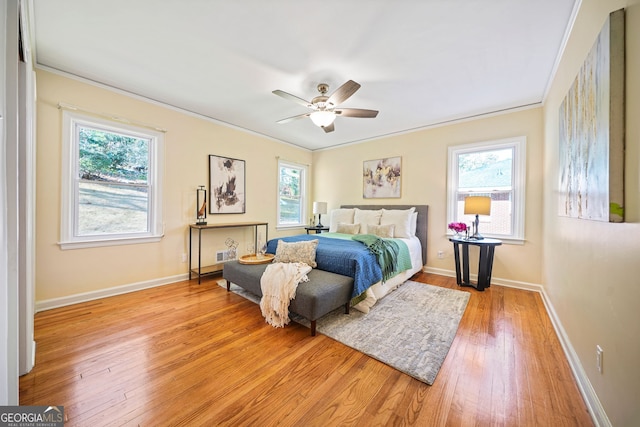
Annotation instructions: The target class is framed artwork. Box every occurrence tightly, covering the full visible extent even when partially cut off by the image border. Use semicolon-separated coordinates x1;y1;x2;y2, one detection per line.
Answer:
209;155;246;214
558;8;625;222
363;156;401;198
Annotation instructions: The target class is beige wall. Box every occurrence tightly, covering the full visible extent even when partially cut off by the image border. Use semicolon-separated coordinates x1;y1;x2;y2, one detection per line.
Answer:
542;0;640;425
313;107;545;286
35;69;311;302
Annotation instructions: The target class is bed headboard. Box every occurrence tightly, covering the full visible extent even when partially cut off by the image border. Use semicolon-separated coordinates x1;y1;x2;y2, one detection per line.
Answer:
340;204;428;265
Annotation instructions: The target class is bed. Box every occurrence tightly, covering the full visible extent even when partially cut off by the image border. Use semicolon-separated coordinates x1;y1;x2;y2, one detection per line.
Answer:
266;204;428;313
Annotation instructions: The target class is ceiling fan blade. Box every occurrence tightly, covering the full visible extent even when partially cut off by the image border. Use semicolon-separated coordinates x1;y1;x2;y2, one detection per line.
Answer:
322;122;335;133
272;90;314;109
326;80;361;107
276;113;310;124
335;108;379;118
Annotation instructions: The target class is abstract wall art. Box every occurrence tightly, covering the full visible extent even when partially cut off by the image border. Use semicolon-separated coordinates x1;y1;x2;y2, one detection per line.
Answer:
558;9;625;222
209;155;246;214
363;156;402;198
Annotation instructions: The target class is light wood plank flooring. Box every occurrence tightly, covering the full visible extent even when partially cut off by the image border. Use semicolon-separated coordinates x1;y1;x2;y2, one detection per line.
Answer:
20;273;593;426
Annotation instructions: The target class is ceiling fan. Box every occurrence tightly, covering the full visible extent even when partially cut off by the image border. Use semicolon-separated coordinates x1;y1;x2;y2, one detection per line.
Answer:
272;80;378;133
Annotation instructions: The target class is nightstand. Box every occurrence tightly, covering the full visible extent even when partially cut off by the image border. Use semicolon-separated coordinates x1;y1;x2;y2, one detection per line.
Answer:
305;226;329;234
449;236;502;291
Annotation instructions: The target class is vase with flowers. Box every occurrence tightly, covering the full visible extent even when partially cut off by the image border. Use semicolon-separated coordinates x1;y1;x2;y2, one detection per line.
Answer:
448;222;468;238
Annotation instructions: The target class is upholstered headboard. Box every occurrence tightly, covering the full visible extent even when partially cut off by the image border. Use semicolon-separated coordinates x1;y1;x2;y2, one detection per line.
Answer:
340;204;428;265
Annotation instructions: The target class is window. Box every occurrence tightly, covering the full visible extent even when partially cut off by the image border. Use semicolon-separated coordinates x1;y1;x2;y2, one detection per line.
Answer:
277;159;307;228
447;136;526;242
60;111;164;249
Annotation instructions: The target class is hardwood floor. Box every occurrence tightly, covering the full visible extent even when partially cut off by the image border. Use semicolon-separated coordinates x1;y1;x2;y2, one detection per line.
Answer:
20;273;593;426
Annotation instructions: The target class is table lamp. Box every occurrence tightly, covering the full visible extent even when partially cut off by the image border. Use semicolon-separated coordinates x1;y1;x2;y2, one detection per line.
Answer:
464;196;491;240
313;201;327;228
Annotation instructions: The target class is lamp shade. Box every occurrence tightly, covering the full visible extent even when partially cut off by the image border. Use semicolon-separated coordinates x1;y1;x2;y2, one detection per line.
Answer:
312;201;327;215
464;196;491;216
310;111;336;127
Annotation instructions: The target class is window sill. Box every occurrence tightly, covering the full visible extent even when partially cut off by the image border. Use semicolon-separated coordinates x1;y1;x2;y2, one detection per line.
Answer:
275;225;306;231
446;233;524;245
58;234;163;250
476;235;525;245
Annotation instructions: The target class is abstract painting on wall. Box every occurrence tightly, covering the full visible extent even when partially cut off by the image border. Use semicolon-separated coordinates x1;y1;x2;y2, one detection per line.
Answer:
558;9;625;222
209;155;246;214
363;156;401;198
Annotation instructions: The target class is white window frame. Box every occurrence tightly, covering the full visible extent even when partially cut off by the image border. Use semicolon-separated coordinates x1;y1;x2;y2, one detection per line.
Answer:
276;159;308;229
447;136;526;243
59;110;164;249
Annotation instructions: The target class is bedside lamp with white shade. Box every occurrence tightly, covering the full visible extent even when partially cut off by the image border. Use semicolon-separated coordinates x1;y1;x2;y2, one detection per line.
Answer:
464;196;491;240
313;201;327;228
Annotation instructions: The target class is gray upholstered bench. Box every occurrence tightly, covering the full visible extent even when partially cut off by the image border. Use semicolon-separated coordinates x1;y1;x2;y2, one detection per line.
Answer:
222;260;354;336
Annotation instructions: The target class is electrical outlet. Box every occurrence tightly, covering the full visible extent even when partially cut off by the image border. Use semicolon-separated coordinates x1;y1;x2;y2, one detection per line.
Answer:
596;345;603;373
437;250;444;259
181;253;187;263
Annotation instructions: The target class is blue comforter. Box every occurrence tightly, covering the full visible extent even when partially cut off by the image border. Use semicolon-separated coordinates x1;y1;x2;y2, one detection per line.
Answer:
266;234;390;299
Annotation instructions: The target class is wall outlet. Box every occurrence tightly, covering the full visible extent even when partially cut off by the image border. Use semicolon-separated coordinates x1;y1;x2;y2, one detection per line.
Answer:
596;345;603;373
180;253;187;263
437;250;444;259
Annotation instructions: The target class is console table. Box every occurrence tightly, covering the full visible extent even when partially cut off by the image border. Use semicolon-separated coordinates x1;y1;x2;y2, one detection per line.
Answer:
449;236;502;291
189;222;268;283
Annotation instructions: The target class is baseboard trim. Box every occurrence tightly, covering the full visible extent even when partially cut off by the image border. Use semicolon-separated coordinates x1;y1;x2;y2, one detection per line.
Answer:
35;273;189;313
424;266;543;292
424;266;609;426
537;288;611;427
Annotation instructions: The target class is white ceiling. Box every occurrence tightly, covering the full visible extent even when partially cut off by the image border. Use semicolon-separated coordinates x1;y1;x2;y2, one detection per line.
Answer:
31;0;577;151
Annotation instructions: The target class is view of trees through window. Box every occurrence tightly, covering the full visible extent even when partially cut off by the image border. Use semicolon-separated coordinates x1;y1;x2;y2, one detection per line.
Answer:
278;162;305;226
77;125;150;236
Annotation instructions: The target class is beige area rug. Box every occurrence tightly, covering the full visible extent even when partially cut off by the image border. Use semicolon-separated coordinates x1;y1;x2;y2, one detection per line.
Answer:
219;279;470;385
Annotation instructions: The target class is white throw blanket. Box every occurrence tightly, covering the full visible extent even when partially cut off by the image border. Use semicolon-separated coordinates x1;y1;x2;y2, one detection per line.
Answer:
260;262;312;328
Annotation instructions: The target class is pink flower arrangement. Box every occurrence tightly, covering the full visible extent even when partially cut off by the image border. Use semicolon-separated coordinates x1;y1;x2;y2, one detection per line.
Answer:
448;222;467;233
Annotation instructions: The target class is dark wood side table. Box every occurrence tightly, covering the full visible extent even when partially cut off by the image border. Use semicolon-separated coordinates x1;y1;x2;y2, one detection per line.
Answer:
449;237;502;291
305;226;329;234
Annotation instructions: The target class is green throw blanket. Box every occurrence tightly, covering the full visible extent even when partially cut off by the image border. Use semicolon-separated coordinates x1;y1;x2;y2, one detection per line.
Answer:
352;234;403;283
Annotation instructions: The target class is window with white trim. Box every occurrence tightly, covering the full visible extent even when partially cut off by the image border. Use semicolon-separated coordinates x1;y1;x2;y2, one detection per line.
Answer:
277;159;307;228
60;111;164;249
447;136;526;242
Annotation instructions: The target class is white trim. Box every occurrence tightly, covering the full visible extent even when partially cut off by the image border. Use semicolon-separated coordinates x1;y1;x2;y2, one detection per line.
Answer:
541;0;583;104
58;234;163;250
447;136;526;241
538;288;612;427
35;273;189;313
276;158;308;229
424;266;609;426
60;110;165;249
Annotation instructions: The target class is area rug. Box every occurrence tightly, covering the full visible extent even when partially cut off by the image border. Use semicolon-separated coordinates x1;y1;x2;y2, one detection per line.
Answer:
218;279;470;385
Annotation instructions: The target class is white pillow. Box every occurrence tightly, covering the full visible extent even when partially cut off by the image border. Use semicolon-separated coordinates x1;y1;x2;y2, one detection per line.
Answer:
353;208;382;234
380;207;415;238
328;208;355;232
410;212;418;236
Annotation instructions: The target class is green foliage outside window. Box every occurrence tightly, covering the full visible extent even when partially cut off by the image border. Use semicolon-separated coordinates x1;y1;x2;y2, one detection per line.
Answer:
79;126;148;183
278;164;304;224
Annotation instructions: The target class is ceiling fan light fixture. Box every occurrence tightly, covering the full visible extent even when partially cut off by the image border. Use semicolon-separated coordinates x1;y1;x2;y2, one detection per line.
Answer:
310;110;336;128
